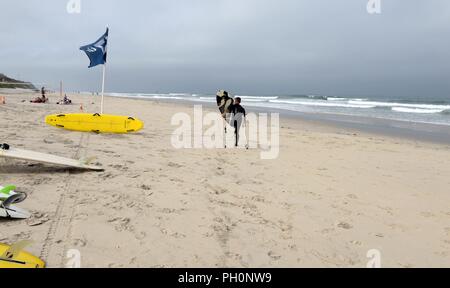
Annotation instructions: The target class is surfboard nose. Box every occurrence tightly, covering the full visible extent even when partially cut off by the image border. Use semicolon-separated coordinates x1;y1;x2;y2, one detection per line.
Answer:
134;119;144;132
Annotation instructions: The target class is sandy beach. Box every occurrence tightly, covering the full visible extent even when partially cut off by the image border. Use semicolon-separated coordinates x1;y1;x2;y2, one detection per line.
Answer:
1;90;450;268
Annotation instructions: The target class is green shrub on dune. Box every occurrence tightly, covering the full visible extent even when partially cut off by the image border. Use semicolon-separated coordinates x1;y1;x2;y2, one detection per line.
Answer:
0;73;36;89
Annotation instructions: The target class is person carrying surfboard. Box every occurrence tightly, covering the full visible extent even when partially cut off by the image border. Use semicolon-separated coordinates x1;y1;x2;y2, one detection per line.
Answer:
216;90;235;148
229;97;247;147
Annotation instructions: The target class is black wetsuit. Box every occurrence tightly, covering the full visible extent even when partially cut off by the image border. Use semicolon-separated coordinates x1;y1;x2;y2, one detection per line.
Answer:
229;104;246;147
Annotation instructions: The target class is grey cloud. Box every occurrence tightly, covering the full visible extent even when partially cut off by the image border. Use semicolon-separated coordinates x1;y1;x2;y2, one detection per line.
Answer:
1;0;449;99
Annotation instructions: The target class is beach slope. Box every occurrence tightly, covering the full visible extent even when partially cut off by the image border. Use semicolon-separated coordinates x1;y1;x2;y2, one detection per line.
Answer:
0;92;449;268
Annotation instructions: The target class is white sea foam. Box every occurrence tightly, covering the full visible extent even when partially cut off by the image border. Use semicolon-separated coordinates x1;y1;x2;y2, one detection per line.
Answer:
106;92;450;126
236;95;279;100
269;100;375;109
391;107;444;114
349;100;450;110
327;97;347;101
152;95;184;100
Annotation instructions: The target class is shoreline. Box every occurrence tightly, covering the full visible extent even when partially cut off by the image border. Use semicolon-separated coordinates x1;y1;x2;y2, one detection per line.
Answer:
3;88;449;146
104;94;450;146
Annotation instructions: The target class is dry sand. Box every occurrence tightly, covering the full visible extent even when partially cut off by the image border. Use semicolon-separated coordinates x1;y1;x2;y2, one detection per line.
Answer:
0;91;449;268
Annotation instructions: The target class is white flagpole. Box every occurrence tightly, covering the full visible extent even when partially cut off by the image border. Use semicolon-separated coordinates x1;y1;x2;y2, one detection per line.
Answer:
100;26;109;114
100;63;106;114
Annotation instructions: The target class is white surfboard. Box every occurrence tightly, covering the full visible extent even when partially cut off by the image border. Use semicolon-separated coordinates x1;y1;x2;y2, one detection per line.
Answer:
0;144;103;171
0;202;31;219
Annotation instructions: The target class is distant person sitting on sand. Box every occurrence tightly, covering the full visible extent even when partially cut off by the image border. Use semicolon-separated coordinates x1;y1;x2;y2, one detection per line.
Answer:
57;94;72;105
31;87;47;103
30;94;47;103
229;97;247;147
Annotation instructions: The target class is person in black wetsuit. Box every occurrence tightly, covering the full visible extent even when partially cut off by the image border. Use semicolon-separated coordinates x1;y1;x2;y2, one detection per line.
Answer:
229;97;247;147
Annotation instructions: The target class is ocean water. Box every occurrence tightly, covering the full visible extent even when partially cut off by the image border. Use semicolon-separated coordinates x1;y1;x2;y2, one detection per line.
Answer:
107;93;450;126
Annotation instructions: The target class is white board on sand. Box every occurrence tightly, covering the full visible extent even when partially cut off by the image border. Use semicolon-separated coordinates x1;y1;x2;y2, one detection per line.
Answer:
0;145;103;171
0;203;31;219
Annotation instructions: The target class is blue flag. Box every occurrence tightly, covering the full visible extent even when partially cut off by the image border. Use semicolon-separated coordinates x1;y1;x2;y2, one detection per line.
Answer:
80;28;109;68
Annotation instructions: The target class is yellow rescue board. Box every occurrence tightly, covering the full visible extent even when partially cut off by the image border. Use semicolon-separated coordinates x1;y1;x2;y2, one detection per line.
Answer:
45;113;144;134
0;243;45;268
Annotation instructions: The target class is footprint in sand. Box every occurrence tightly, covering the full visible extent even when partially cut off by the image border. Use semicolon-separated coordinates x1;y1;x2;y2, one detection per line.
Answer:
110;164;129;171
268;251;282;261
168;162;184;168
28;177;52;186
350;240;362;246
158;208;184;214
170;178;184;183
251;195;266;203
140;184;151;191
213;222;233;250
74;213;89;221
108;217;134;232
335;221;353;230
26;212;50;227
171;232;187;239
225;252;248;267
73;237;88;248
100;172;116;180
215;167;225;176
135;231;147;241
445;228;450;236
209;185;228;195
288;244;298;251
277;221;293;233
0;231;31;243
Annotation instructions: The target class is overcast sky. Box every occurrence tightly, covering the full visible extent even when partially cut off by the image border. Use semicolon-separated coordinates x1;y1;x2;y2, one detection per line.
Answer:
1;0;449;99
